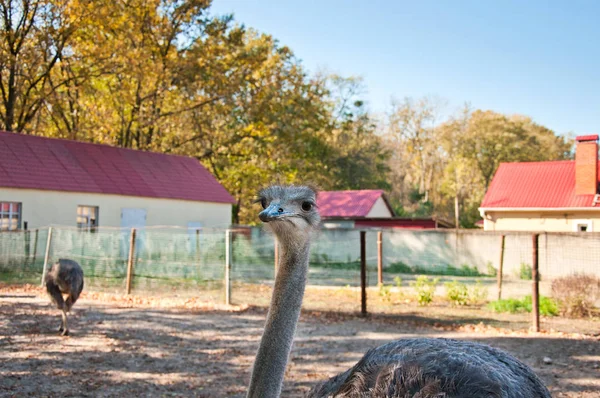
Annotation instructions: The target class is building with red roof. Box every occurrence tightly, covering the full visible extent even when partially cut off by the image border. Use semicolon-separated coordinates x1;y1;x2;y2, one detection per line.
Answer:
479;135;600;232
0;131;235;230
317;189;452;229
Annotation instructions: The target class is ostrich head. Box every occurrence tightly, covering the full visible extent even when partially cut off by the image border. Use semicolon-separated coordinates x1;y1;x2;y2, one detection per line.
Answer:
256;185;320;245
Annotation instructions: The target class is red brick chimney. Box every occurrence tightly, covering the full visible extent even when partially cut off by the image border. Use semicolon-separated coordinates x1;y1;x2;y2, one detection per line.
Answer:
575;134;599;195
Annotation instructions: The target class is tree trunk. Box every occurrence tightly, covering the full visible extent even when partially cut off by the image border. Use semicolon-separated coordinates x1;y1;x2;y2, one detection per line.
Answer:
5;63;17;131
454;194;460;229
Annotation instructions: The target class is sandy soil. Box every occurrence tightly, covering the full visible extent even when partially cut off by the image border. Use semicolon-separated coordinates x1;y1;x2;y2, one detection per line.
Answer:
0;284;599;397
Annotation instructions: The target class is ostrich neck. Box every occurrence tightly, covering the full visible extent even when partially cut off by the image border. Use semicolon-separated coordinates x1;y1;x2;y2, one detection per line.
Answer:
247;238;311;398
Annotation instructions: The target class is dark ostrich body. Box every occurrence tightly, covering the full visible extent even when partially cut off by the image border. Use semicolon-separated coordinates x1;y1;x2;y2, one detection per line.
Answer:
45;258;84;336
246;185;551;398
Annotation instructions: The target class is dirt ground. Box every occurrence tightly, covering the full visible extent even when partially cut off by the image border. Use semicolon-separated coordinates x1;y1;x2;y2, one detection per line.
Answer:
1;284;599;398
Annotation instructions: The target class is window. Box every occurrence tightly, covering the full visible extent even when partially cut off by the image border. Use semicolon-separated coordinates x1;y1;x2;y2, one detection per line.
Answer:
0;202;21;231
77;206;99;230
573;219;592;232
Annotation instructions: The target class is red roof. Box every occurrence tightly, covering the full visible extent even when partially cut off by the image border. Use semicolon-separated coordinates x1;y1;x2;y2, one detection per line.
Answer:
317;190;393;218
0;131;235;203
481;160;600;209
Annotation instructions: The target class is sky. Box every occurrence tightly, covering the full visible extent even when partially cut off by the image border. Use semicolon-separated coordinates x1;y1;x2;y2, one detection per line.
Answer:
209;0;600;136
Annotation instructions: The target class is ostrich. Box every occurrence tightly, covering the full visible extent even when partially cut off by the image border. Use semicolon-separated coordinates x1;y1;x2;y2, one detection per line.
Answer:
247;185;551;398
45;258;84;336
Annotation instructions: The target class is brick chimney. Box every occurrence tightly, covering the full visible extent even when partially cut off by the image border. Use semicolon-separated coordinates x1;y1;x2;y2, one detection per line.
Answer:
575;134;599;195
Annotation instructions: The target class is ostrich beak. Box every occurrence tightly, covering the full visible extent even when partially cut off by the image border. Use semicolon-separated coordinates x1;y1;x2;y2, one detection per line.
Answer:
259;202;289;222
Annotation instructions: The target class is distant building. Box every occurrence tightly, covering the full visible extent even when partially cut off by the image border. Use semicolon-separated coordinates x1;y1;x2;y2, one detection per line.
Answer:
317;189;452;229
0;131;235;231
479;135;600;232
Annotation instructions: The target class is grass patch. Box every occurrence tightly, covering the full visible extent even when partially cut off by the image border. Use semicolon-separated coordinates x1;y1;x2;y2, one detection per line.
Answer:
309;261;362;270
488;295;558;316
388;262;486;277
410;275;439;306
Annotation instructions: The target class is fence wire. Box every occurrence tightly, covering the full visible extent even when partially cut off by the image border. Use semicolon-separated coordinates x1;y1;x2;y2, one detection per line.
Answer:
1;227;599;313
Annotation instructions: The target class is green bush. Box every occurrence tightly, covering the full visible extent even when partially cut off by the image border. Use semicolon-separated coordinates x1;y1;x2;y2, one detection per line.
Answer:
487;295;558;316
445;279;488;306
469;280;489;304
519;263;532;280
486;262;497;277
393;276;402;288
378;284;392;302
388;262;413;274
445;280;469;306
411;275;439;306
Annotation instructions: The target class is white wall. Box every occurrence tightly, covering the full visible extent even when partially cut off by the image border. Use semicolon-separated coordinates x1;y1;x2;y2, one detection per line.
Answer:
366;197;393;218
0;188;232;229
483;211;600;232
322;220;355;229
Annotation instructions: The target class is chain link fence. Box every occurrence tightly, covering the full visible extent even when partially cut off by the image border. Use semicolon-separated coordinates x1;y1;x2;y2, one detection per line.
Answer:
1;226;599;317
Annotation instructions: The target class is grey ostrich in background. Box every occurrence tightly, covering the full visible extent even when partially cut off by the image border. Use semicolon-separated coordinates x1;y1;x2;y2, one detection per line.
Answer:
45;259;84;336
246;184;551;398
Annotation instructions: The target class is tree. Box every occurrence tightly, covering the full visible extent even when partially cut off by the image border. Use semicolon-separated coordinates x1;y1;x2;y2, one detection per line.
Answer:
384;96;446;215
0;0;82;132
321;75;390;191
457;110;572;190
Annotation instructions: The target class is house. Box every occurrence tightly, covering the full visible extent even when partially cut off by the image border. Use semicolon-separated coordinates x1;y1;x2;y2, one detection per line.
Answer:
317;189;452;229
479;134;600;232
0;131;235;231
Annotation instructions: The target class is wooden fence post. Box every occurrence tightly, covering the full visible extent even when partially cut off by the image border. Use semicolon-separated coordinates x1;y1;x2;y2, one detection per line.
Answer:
274;237;279;276
532;233;540;332
125;228;137;295
377;231;383;286
360;230;367;316
225;229;231;305
497;234;505;300
40;227;53;287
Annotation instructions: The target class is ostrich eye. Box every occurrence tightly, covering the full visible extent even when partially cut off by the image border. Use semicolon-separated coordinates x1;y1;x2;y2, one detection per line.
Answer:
260;199;267;209
301;201;313;212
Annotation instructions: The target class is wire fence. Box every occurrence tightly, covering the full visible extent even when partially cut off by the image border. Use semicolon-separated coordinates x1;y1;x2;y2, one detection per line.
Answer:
1;226;599;318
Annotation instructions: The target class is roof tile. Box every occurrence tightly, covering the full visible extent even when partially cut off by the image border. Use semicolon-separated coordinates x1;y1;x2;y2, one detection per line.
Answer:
0;131;235;204
317;190;388;218
481;160;599;208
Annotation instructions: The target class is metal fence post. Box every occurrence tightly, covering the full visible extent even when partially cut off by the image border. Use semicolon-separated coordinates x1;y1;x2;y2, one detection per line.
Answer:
31;228;39;269
225;229;231;305
497;234;505;300
40;227;53;287
377;231;383;286
126;228;137;295
532;233;540;332
195;228;201;279
360;230;367;316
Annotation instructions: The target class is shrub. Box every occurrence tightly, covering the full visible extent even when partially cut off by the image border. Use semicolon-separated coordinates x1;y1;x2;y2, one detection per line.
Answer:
519;263;532;280
378;284;392;302
459;264;481;276
445;280;469;306
388;262;413;274
469;280;489;305
551;274;600;318
488;295;558;316
393;276;402;288
445;279;488;306
486;262;497;277
411;275;439;306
